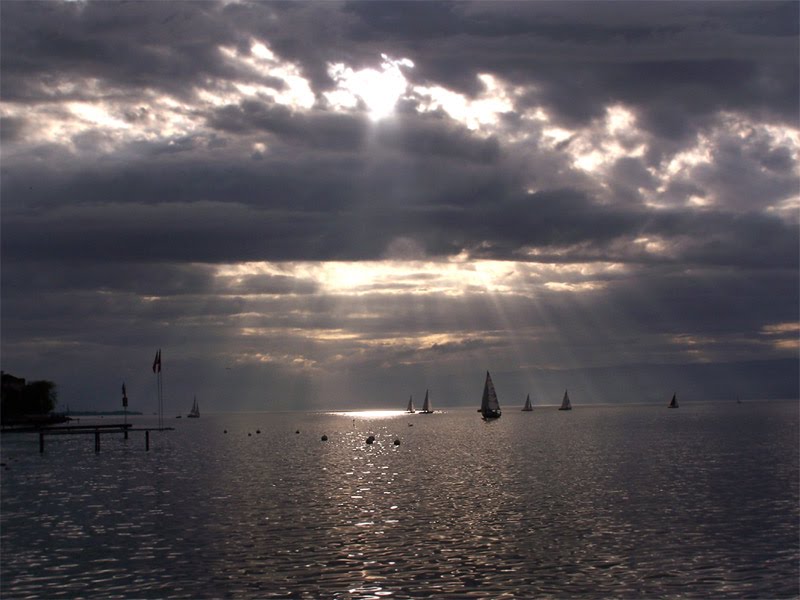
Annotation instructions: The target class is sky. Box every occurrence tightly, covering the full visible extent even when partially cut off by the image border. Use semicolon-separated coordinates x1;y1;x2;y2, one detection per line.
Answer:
1;1;798;413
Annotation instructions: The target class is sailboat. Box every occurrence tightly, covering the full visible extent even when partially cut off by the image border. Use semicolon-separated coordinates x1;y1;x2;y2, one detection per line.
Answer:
419;389;434;414
480;371;502;419
558;389;572;411
406;395;415;413
668;393;678;409
522;393;533;412
187;395;200;418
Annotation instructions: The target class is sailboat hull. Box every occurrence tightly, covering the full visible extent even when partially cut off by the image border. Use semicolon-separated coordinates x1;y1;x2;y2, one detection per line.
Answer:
481;409;501;419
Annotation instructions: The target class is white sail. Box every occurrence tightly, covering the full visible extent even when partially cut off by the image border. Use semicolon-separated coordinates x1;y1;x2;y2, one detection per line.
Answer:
420;389;433;413
480;371;501;419
406;395;415;413
559;389;572;411
522;394;533;411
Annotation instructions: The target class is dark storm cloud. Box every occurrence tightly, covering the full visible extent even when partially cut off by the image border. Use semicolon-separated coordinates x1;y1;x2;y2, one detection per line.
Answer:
375;115;502;163
0;116;25;142
1;260;217;297
2;157;797;268
0;1;241;102
1;201;356;262
207;101;369;150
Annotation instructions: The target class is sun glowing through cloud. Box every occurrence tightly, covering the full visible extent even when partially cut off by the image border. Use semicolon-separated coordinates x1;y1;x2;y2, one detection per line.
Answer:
326;55;414;120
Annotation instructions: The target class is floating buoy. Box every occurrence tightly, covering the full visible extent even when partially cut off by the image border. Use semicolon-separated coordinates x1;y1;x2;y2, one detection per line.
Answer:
224;429;228;434
366;435;375;444
321;435;328;441
394;439;401;446
248;432;252;436
256;430;261;434
296;430;300;434
408;423;413;427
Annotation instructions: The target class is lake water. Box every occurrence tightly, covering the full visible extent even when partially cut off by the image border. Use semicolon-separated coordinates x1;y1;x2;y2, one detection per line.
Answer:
2;401;798;598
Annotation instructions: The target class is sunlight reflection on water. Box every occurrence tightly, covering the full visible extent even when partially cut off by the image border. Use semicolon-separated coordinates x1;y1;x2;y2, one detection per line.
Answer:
328;410;411;419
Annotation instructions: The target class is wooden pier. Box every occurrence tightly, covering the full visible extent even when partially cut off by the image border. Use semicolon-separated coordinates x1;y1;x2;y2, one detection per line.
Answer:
2;423;174;453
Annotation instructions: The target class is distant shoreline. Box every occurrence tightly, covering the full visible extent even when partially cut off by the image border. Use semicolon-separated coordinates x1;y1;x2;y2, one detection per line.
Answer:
67;410;143;416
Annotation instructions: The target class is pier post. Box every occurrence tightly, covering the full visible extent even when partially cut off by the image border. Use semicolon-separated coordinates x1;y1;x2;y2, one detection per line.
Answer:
95;431;100;453
145;430;150;451
39;432;44;453
124;427;128;440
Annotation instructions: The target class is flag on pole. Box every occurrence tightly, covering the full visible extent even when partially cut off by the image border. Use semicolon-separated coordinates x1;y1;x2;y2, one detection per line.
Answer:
122;382;128;408
152;349;161;373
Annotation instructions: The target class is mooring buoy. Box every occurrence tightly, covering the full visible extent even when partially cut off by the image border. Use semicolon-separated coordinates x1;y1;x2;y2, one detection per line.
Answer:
321;435;328;441
366;435;375;444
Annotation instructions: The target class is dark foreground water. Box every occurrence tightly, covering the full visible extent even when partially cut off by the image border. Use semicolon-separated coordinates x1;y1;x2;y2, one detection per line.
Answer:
2;401;798;599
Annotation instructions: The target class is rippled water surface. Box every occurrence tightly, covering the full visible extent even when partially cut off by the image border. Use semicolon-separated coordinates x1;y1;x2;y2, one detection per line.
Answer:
2;401;798;598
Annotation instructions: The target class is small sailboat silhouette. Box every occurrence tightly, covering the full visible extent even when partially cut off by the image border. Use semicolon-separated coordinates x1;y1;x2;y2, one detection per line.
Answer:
187;395;200;418
406;395;415;413
419;390;434;414
480;371;502;420
522;393;533;412
668;393;679;409
558;389;572;411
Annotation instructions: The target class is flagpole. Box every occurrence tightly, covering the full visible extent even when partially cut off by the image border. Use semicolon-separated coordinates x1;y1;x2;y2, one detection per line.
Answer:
155;363;159;430
160;351;165;430
153;349;163;430
161;350;165;430
122;382;128;430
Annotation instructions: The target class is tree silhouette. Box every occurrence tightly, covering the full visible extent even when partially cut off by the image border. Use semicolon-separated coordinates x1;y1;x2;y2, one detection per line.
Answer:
1;377;57;417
